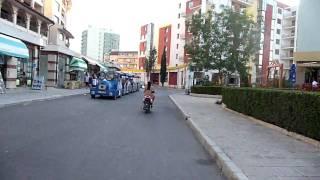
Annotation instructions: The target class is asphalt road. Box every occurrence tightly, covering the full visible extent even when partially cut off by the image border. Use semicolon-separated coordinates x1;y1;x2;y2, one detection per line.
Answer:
0;88;225;180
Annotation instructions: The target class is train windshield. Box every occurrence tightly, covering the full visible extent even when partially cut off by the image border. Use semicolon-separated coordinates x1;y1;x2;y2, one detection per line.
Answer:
99;71;115;80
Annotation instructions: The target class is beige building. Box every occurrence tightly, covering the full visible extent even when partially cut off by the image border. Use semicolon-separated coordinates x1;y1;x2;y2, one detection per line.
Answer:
294;0;320;87
108;51;139;71
0;0;53;88
40;0;85;87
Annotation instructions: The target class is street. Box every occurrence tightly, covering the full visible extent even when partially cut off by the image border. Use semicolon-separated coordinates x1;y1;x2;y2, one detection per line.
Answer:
0;88;224;180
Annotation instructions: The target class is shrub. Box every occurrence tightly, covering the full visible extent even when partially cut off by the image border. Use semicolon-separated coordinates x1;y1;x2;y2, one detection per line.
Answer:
222;88;320;141
191;86;222;95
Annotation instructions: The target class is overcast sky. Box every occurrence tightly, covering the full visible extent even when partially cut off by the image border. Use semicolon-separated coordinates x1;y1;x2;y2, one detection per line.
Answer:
68;0;299;53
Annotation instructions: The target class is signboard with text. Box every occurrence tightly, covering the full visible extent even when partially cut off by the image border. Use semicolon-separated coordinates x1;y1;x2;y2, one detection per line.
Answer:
32;76;44;90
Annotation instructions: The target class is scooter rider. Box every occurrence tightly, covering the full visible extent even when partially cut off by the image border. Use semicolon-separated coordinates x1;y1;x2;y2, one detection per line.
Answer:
144;81;155;104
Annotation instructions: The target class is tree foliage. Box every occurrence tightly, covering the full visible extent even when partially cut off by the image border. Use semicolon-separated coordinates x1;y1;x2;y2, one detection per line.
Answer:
160;49;167;86
144;47;157;80
185;7;259;85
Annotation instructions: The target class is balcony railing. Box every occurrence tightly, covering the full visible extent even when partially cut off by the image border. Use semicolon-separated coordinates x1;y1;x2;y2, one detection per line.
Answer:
282;34;295;39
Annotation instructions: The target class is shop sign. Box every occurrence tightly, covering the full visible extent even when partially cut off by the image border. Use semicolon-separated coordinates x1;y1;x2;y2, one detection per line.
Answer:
32;76;44;90
0;71;5;94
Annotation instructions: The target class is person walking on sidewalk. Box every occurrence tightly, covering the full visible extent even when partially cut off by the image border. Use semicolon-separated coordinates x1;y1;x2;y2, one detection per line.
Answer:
92;74;98;87
21;72;27;87
84;72;90;88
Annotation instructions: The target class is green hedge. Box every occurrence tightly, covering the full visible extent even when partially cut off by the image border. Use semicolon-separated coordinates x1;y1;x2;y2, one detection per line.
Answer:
191;86;222;95
222;88;320;140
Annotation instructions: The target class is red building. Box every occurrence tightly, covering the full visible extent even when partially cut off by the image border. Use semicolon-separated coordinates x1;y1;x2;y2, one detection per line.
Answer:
138;23;154;70
157;25;172;65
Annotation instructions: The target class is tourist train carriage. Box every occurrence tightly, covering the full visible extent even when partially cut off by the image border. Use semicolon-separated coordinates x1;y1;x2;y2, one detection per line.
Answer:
90;70;122;100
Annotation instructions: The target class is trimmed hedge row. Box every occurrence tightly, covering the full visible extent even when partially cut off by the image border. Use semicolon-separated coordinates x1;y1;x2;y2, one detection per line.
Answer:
191;86;222;95
222;88;320;141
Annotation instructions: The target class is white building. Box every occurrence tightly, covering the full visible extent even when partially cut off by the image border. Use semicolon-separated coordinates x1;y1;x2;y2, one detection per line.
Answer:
81;26;107;61
280;6;297;78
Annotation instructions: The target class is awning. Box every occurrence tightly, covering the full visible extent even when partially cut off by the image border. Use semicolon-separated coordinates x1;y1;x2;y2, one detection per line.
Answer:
70;57;87;71
0;34;29;59
82;56;107;70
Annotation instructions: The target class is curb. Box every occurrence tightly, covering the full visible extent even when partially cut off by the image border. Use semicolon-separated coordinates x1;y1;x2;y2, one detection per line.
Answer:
222;104;320;149
169;95;248;180
0;92;87;109
190;93;222;99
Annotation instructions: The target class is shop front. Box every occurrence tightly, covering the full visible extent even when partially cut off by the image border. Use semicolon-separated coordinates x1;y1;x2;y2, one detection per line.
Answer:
0;34;30;89
65;57;87;89
294;51;320;90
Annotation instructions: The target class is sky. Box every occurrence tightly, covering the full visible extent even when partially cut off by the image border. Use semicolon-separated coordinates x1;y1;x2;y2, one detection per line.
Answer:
68;0;299;53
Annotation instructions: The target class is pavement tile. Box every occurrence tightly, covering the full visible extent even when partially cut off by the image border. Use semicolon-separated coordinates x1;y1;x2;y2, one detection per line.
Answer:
0;87;87;107
171;94;320;180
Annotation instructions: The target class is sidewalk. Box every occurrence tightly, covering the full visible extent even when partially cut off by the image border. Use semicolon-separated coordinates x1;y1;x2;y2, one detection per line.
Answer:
170;94;320;180
0;87;87;108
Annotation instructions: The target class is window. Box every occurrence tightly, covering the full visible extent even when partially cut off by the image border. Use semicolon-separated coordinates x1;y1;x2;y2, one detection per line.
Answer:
178;13;180;19
179;3;181;9
61;21;64;27
276;39;280;44
54;16;59;23
55;0;60;12
177;34;180;39
188;1;193;8
177;23;180;29
176;54;178;59
176;44;179;49
278;8;282;14
166;28;169;33
292;11;296;16
275;49;279;55
62;9;65;18
277;19;281;24
277;29;281;34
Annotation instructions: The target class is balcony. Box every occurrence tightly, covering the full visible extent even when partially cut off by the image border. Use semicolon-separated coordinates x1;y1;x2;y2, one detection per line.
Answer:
281;51;294;60
0;0;53;46
282;34;295;39
281;44;295;50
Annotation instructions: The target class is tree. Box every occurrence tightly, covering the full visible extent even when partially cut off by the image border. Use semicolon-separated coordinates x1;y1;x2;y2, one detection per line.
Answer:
185;12;203;71
185;7;259;86
144;47;157;81
160;49;167;87
219;7;259;86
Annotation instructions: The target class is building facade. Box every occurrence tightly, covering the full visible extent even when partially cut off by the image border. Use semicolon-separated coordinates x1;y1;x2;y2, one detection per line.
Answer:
294;0;320;86
0;0;53;88
138;23;154;70
40;0;82;87
280;6;297;79
81;26;106;61
81;26;120;61
104;32;120;57
109;51;138;71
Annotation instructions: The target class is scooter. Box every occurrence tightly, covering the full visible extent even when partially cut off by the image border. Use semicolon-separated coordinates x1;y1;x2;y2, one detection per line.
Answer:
143;95;152;113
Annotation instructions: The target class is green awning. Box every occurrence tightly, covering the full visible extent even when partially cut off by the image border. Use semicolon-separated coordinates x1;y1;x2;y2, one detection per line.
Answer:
70;57;87;71
0;34;29;59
